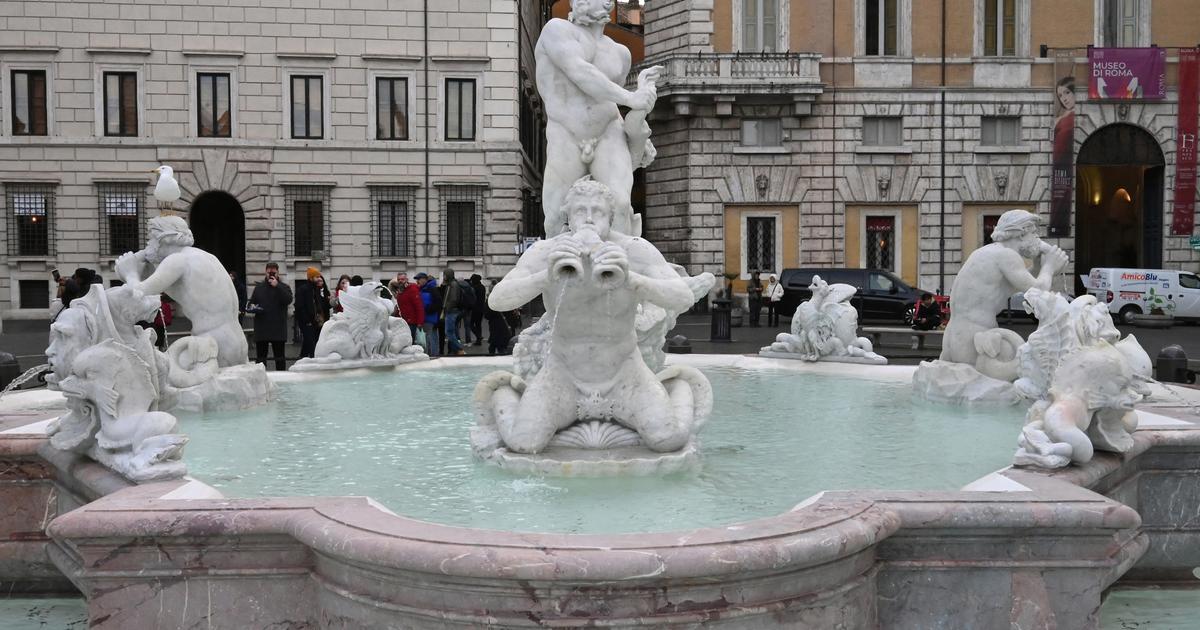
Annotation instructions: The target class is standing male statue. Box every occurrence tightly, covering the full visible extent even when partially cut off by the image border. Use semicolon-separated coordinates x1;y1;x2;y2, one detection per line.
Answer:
115;215;248;368
536;0;662;237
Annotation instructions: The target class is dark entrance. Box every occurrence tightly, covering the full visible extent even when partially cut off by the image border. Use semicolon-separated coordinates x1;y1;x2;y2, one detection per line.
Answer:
1074;123;1164;293
189;190;246;281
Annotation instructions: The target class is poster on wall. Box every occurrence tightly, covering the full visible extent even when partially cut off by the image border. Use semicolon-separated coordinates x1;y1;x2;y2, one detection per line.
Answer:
1049;51;1077;237
1088;47;1167;100
1173;48;1199;236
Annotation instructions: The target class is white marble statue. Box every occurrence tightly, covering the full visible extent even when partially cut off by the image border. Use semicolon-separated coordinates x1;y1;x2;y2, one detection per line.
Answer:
535;0;662;237
290;283;427;372
1012;289;1121;401
1013;337;1151;469
472;177;712;464
913;209;1070;404
115;215;248;367
760;275;887;365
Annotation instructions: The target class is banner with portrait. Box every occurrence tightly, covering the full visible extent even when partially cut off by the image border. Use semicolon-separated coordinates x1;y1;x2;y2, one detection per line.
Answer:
1049;51;1077;237
1172;48;1199;236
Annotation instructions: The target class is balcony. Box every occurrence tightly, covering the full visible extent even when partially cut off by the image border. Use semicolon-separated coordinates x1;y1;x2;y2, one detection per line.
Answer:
633;52;825;116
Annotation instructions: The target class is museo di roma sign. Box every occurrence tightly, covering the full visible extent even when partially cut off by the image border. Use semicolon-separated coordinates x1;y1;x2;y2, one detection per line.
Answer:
1088;47;1166;100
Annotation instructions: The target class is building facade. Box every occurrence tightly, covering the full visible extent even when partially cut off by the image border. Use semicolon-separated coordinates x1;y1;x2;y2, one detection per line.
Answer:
640;0;1200;297
0;0;552;317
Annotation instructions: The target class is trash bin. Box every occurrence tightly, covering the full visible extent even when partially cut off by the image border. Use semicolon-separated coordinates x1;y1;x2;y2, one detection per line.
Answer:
666;335;692;354
710;298;732;342
1156;345;1194;384
0;352;20;391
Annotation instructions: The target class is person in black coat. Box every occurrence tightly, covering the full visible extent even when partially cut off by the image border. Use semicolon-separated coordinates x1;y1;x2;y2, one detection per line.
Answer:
229;271;248;326
248;263;293;370
912;293;943;331
295;267;323;359
468;274;486;346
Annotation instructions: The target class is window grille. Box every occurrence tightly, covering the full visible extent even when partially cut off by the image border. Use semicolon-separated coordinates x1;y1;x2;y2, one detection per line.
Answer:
97;182;146;256
11;70;47;136
103;72;138;136
370;185;417;258
865;216;896;271
445;78;476;141
983;214;1002;246
521;188;545;239
197;72;232;138
284;186;332;259
19;279;50;309
375;77;409;140
439;185;485;257
745;216;776;273
4;182;55;257
865;0;899;56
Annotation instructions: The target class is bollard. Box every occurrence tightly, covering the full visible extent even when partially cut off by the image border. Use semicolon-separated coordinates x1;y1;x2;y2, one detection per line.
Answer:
666;334;692;354
710;298;732;342
1155;345;1195;384
0;352;19;391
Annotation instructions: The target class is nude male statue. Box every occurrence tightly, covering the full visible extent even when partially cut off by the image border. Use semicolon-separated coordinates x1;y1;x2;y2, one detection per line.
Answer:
535;0;661;237
487;177;698;454
940;209;1070;367
115;215;248;368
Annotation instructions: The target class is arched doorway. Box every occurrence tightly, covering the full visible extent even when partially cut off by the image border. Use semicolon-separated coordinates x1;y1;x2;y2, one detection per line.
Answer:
189;190;246;281
1074;123;1164;293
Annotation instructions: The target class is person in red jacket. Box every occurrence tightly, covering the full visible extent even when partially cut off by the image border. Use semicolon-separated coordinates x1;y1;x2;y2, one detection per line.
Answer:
397;277;425;342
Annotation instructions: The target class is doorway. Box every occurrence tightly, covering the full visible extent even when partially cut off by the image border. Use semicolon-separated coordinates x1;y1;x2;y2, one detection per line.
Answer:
189;191;246;281
1074;123;1164;294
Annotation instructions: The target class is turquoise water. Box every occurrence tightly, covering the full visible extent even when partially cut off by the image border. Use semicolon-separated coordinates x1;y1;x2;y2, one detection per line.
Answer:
179;365;1025;534
1101;588;1200;629
0;597;87;629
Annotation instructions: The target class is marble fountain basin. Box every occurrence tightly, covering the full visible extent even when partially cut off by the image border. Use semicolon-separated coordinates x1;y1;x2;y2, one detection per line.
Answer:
2;355;1199;628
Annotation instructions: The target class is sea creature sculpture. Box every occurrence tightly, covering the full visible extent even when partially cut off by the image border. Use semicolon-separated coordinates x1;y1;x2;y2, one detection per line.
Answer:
291;283;426;370
760;275;886;364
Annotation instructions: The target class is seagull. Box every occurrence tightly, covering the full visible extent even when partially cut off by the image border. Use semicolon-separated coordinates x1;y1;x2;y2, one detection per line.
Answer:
151;165;180;213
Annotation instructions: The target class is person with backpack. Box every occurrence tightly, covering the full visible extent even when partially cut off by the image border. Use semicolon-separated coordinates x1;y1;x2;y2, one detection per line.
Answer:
415;272;441;357
441;268;471;356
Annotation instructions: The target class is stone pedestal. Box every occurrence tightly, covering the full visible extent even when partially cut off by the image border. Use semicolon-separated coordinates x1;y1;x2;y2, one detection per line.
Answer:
912;360;1021;405
166;362;276;413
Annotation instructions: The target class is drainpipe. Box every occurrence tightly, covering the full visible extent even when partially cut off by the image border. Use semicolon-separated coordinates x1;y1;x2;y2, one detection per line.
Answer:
938;0;947;293
422;0;432;259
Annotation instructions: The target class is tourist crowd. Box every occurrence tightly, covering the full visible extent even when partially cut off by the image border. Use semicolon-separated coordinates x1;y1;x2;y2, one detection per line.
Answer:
244;263;521;369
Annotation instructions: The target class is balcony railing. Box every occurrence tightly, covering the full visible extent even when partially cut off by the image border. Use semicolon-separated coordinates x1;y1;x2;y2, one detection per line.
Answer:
631;52;824;97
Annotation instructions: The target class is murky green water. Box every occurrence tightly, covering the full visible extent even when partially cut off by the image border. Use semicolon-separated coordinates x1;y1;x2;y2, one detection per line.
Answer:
1101;588;1200;629
0;597;87;629
179;365;1024;534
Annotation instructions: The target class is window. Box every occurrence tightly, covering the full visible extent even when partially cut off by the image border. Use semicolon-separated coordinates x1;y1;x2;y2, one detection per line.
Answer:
865;0;898;56
284;186;331;258
865;216;895;271
290;75;323;139
5;183;54;257
97;183;145;256
868;271;896;292
981;116;1021;146
521;188;545;239
445;78;476;141
197;73;231;138
741;119;783;147
745;216;777;274
863;116;903;146
741;0;779;52
983;0;1017;56
376;77;408;140
18;279;50;309
10;70;47;135
439;185;485;257
103;72;138;136
982;213;1002;245
370;186;416;258
1180;273;1200;290
1104;0;1141;47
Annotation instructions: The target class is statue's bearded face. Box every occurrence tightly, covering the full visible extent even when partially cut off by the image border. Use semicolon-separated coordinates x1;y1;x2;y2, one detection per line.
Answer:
570;0;613;26
1014;231;1042;259
46;311;91;383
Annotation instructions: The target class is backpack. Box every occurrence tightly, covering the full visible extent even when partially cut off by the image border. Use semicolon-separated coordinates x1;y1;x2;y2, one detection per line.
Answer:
456;280;476;309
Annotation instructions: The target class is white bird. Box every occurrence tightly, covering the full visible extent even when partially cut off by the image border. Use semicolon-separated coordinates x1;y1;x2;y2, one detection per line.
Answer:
151;165;180;212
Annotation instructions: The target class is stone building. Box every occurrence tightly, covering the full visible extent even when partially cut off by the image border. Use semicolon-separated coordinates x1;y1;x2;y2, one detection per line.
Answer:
640;0;1200;297
0;0;552;317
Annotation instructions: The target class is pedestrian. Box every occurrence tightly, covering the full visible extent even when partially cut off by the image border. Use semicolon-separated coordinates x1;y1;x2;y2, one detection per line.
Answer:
766;274;784;327
152;294;173;350
312;272;331;330
912;293;943;331
331;274;351;313
468;274;486;346
247;262;293;370
747;271;764;327
229;271;247;326
441;269;466;355
294;267;325;359
397;275;425;342
416;273;441;357
350;275;363;286
484;294;512;356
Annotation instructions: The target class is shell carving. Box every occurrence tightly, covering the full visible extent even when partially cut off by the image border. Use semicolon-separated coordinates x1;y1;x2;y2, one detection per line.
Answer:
550;421;642;449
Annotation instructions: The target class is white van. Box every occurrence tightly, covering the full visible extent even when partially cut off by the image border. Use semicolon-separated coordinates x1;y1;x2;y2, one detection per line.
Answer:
1082;268;1200;323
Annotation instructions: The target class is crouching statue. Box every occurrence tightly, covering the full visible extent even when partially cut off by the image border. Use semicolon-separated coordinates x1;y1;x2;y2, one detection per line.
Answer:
290;282;427;372
759;275;886;364
471;177;712;475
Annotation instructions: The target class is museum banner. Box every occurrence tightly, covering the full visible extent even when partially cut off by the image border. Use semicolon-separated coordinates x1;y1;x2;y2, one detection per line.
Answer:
1088;47;1167;100
1049;51;1077;237
1172;48;1199;236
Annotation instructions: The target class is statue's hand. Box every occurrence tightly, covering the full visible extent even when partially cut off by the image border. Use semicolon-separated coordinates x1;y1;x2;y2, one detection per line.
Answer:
548;235;585;282
591;243;629;289
628;69;660;112
637;65;663;92
1041;244;1069;274
115;251;143;283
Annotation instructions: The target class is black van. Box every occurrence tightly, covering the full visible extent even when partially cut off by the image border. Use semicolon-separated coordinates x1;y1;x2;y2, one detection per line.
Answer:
777;268;927;323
